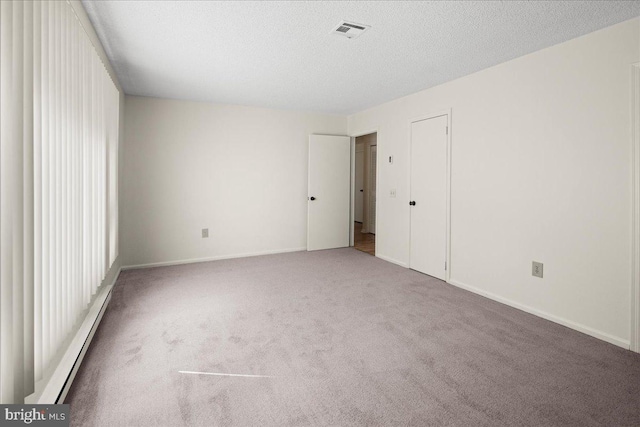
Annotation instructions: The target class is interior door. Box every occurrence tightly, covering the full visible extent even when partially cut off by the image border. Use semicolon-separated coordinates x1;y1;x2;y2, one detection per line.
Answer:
307;134;351;251
355;149;365;222
410;115;448;279
369;145;377;234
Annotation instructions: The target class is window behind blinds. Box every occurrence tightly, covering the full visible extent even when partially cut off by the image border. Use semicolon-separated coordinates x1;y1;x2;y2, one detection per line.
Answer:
0;0;119;404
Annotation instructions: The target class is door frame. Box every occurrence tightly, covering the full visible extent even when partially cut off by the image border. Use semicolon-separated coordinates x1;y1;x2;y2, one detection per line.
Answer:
408;109;452;282
350;129;378;249
367;144;378;236
631;63;640;353
354;146;365;224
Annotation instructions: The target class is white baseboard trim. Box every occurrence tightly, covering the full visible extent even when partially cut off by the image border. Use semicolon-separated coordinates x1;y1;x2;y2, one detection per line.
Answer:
30;265;122;404
376;253;409;268
448;279;630;350
122;247;308;270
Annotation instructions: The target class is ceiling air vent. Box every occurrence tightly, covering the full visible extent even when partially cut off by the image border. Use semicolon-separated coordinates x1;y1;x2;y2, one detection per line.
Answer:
331;21;370;39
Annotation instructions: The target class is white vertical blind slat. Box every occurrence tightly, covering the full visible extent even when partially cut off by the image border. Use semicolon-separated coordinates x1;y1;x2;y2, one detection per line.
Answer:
22;0;35;396
81;31;88;307
12;0;26;402
41;0;51;374
0;0;16;404
60;0;67;341
33;0;43;382
52;0;59;355
71;9;77;325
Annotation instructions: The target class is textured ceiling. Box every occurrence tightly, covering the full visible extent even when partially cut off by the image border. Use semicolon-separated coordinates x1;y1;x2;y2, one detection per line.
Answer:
82;1;640;115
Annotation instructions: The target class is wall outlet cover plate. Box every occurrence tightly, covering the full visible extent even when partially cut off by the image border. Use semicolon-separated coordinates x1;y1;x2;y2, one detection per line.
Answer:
532;261;543;278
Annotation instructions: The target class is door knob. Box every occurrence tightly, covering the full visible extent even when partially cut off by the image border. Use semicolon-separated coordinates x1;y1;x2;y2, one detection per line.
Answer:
310;196;316;201
359;189;364;192
409;201;416;206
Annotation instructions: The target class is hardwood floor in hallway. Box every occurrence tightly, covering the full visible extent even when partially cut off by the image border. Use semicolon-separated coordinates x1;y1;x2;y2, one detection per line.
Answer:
354;221;375;255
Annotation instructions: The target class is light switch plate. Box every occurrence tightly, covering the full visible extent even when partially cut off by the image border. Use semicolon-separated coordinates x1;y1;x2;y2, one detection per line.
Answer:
202;228;209;238
532;261;543;278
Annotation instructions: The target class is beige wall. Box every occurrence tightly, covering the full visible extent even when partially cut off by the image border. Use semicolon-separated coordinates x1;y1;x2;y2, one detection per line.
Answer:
122;96;347;267
349;17;640;347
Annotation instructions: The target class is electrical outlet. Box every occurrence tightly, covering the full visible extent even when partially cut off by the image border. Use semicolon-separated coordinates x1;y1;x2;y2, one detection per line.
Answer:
532;261;543;278
202;228;209;238
390;189;396;198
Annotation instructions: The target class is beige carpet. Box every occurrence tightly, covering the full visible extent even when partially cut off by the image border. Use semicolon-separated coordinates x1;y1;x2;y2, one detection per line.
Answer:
66;248;640;426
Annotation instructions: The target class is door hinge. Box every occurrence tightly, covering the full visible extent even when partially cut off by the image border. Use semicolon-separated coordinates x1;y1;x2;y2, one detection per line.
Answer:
446;126;448;135
445;261;447;270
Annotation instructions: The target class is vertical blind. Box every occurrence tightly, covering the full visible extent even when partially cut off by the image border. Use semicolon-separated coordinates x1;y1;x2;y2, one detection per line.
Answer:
0;0;119;404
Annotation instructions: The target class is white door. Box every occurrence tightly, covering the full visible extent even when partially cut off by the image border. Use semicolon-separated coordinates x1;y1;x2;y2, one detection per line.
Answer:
410;115;448;279
307;134;351;251
355;149;365;222
369;145;377;234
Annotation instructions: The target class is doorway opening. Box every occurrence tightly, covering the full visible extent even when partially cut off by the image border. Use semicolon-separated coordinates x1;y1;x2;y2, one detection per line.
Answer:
353;133;377;256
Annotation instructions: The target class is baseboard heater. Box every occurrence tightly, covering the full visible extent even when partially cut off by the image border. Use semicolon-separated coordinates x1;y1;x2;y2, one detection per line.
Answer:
27;269;120;404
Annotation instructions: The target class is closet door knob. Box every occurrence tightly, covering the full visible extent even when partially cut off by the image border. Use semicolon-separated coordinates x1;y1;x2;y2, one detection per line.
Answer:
310;196;316;201
409;201;416;206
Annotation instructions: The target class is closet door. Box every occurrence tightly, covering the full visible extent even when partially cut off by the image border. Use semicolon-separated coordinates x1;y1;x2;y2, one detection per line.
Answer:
410;115;448;279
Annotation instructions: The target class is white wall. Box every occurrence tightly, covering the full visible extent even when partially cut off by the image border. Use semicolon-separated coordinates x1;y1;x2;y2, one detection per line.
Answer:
122;96;347;267
348;18;640;347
